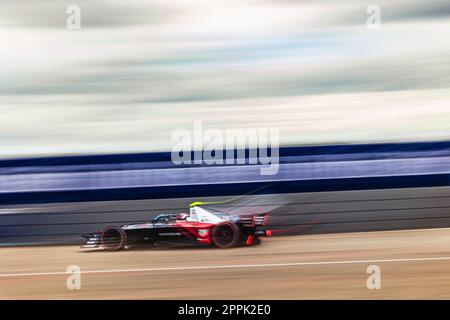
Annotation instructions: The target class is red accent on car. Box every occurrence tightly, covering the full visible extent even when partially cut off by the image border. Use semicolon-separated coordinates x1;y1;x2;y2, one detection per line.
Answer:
175;220;215;244
246;235;254;245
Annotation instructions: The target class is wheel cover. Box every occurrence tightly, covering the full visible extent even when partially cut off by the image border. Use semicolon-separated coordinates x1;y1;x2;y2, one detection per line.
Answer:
212;222;239;248
101;227;125;251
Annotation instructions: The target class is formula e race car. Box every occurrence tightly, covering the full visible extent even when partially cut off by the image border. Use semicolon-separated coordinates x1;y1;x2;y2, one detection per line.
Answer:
81;202;272;251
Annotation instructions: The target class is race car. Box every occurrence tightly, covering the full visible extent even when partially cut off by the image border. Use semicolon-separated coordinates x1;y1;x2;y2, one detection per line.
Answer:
81;202;272;251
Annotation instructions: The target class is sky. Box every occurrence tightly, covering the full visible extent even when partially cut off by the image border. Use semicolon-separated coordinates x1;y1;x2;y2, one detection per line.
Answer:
0;0;449;157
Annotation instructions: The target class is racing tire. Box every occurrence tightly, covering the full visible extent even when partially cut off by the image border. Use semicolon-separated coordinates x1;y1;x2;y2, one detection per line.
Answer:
211;222;241;248
101;226;127;251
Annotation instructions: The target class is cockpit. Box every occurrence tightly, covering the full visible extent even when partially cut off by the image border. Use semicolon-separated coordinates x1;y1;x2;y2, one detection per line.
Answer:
151;213;177;223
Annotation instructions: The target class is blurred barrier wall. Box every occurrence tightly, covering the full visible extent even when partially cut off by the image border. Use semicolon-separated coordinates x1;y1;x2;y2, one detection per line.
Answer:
0;141;449;245
1;141;450;204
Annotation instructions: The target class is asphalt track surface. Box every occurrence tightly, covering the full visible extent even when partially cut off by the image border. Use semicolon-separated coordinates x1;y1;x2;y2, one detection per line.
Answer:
2;186;450;299
3;227;450;299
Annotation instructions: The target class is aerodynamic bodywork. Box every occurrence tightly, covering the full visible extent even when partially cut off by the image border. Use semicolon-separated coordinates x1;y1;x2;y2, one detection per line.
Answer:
81;202;272;250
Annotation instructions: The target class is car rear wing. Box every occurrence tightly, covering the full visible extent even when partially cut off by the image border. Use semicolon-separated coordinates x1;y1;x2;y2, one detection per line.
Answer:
239;213;269;228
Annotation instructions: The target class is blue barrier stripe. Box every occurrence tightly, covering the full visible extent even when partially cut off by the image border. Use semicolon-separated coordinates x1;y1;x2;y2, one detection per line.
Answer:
1;140;449;168
1;150;450;175
0;141;448;205
0;156;448;193
0;174;448;205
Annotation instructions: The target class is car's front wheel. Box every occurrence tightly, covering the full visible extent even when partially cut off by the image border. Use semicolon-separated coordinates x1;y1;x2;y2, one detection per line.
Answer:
101;226;126;251
211;222;241;248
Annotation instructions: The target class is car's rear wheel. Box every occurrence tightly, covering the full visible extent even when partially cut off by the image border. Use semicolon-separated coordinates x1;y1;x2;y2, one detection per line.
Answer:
211;222;240;248
101;226;126;251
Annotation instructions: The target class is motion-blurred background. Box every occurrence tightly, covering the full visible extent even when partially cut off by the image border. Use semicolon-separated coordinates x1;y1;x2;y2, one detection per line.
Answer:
1;0;449;157
1;0;450;300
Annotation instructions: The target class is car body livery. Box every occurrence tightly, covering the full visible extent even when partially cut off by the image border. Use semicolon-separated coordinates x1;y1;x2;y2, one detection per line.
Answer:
82;202;272;250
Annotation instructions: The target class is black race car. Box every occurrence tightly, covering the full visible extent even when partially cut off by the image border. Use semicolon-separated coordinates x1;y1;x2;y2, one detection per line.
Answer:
82;202;272;251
